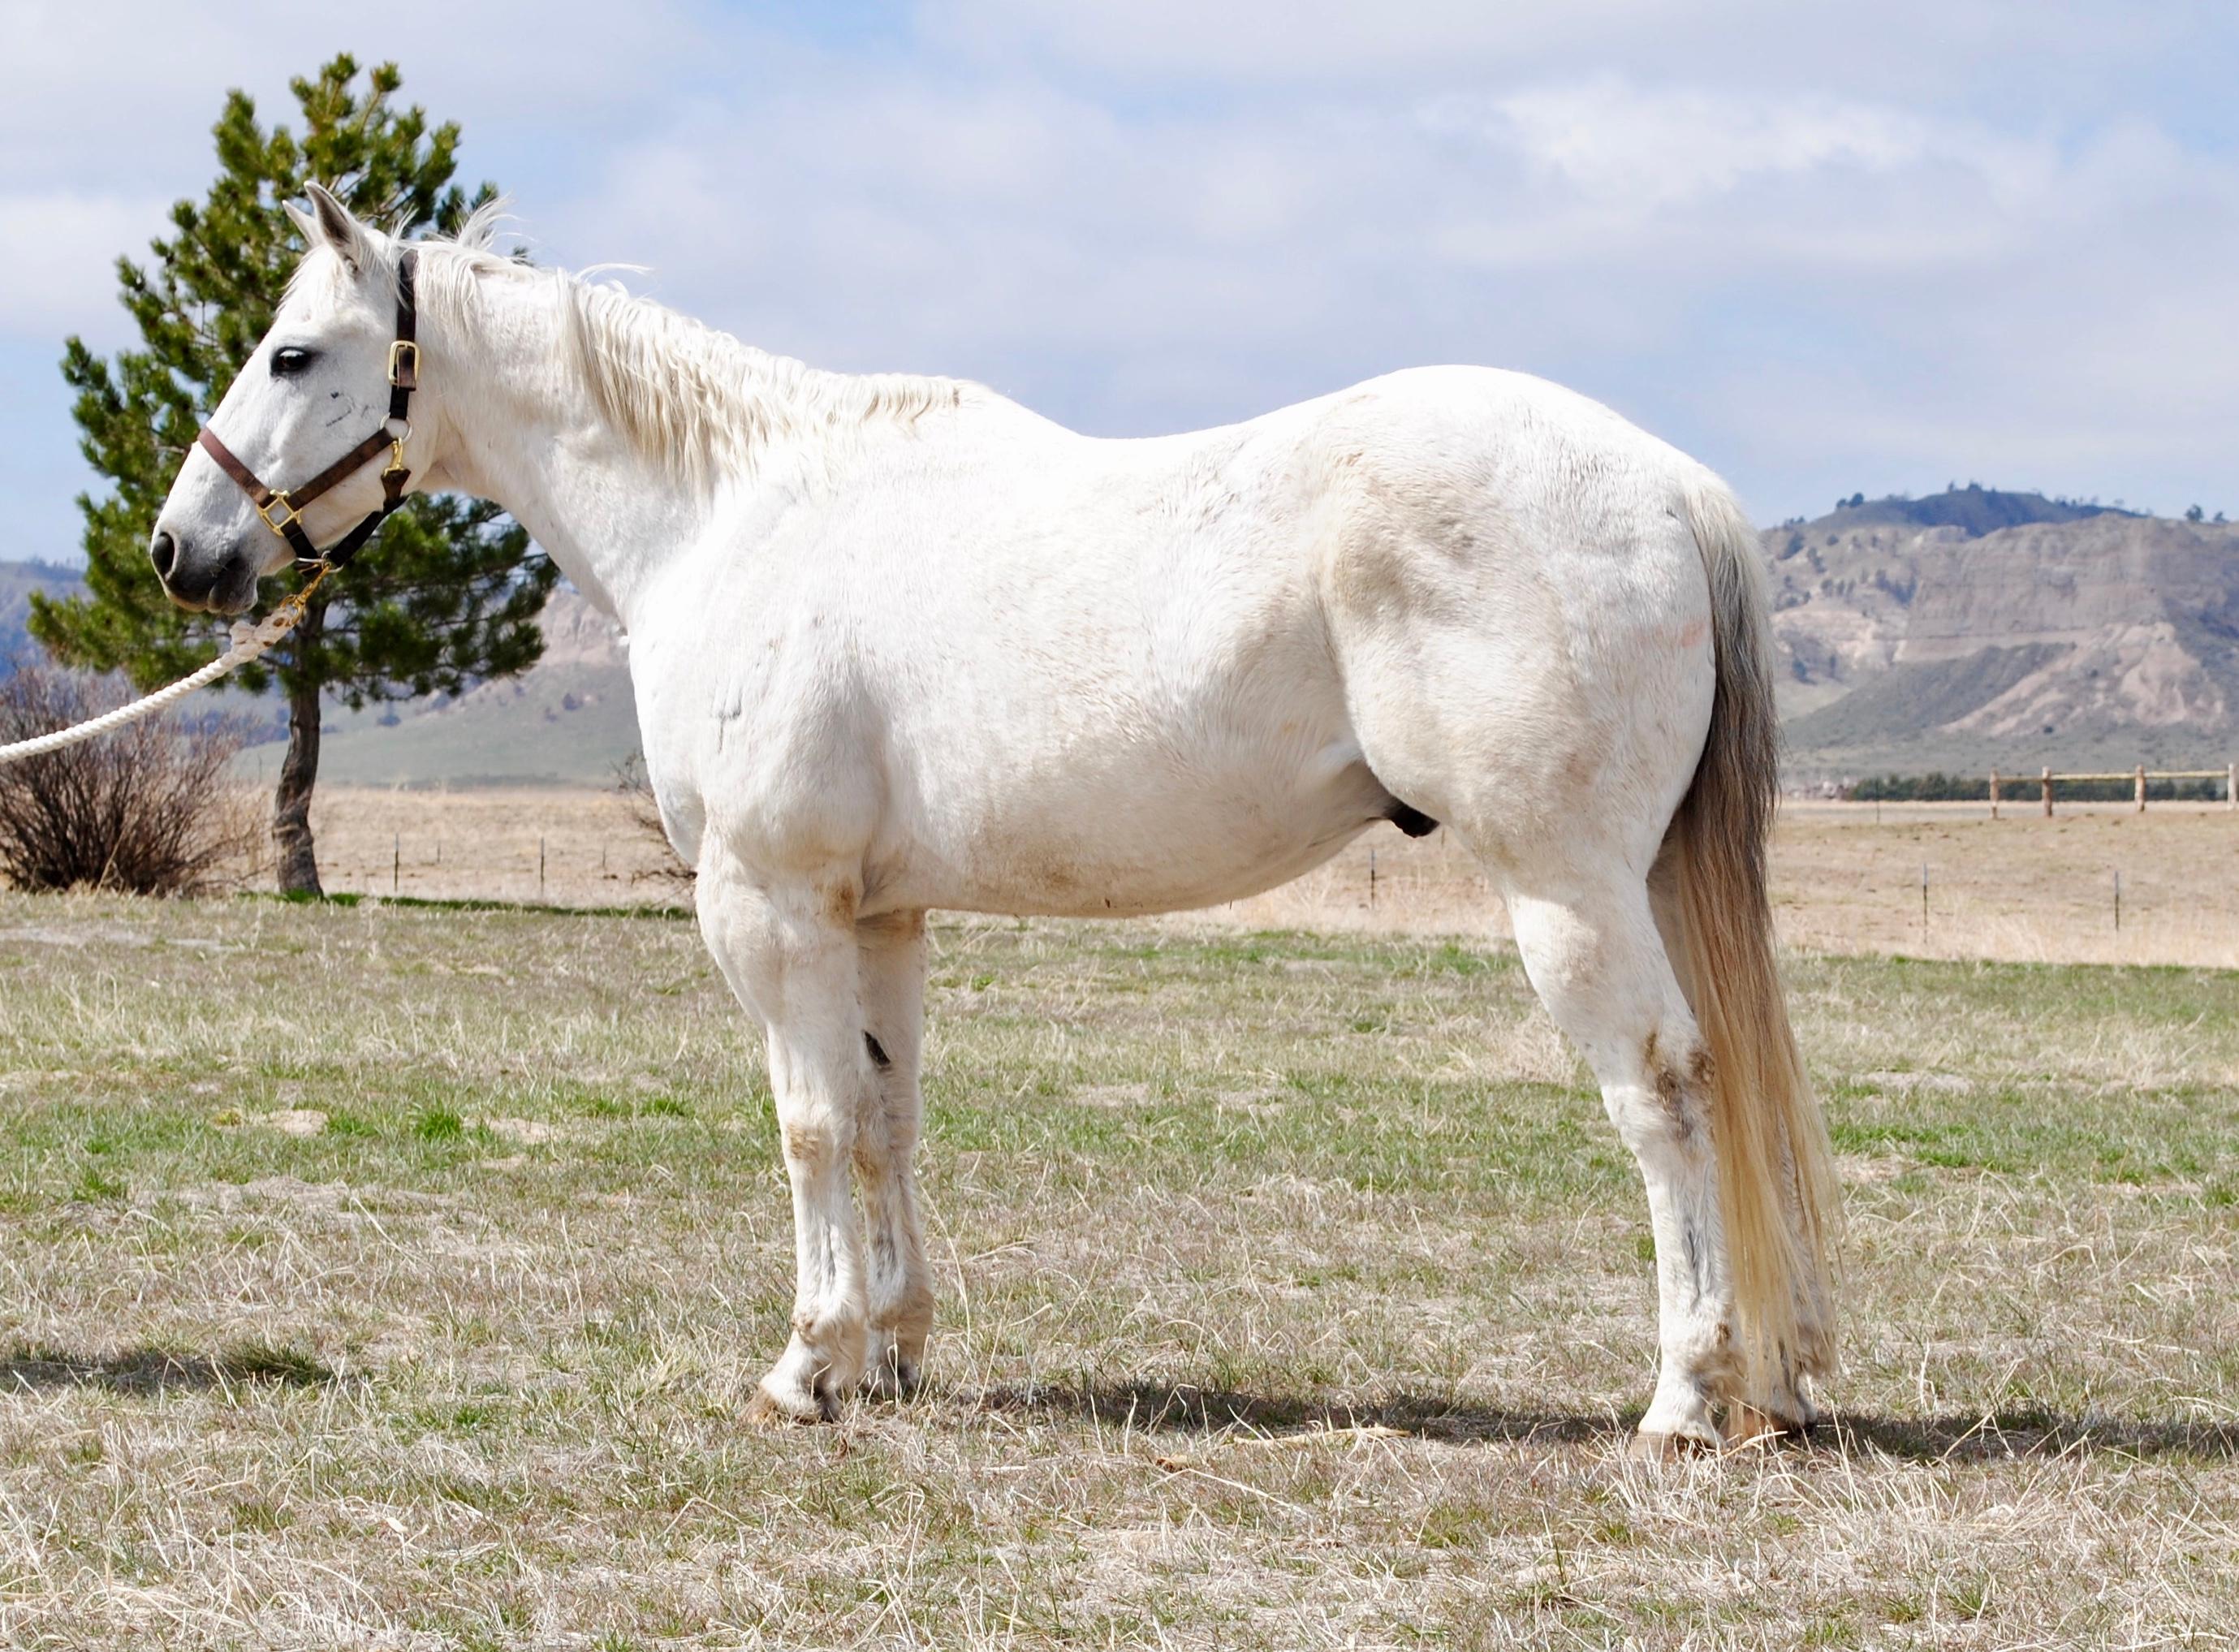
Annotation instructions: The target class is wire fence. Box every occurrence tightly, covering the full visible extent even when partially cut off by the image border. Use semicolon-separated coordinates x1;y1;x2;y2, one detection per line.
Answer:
295;785;2239;968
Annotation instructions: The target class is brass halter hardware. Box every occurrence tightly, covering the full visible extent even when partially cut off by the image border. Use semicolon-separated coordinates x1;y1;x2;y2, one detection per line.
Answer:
257;494;303;536
196;247;421;573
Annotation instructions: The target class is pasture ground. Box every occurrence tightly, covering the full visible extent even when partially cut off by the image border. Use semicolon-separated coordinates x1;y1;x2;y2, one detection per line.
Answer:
0;891;2233;1647
304;787;2239;970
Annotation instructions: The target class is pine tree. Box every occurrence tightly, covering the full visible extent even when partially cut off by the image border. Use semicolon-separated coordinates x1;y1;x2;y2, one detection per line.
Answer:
30;55;558;894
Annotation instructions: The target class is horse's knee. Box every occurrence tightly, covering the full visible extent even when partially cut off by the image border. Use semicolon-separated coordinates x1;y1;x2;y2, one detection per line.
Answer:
783;1116;848;1174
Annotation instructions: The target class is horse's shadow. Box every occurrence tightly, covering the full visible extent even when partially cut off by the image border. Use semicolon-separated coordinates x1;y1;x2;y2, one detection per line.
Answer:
10;1355;2231;1462
0;1344;335;1395
975;1379;2239;1463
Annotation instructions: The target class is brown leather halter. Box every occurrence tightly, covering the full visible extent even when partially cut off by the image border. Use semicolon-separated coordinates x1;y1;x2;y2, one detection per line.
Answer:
196;247;421;572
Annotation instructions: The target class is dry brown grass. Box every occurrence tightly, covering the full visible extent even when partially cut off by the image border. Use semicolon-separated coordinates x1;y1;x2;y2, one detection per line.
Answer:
0;892;2233;1648
1770;800;2239;969
304;784;680;908
307;787;2239;969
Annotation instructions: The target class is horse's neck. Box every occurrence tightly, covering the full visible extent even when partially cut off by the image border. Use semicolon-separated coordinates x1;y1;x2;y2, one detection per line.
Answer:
422;278;727;629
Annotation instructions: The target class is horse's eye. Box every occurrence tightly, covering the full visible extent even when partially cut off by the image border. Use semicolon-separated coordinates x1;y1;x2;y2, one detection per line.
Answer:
270;347;316;378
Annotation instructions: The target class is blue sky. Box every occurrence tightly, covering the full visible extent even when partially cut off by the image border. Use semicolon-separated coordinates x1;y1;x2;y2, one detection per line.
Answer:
3;0;2235;565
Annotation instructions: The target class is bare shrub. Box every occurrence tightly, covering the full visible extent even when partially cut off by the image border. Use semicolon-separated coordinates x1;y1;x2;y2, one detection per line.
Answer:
0;666;261;895
615;753;694;887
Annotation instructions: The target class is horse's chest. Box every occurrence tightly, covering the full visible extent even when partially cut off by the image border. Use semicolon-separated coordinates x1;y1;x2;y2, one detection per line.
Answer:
630;637;879;872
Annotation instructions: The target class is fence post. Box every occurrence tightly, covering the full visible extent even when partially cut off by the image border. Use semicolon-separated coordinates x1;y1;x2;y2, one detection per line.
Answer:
2042;766;2053;817
2135;764;2146;813
1989;768;2000;820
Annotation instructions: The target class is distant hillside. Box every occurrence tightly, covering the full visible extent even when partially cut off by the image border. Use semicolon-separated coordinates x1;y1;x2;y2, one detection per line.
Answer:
11;477;2239;789
325;483;2239;789
308;589;641;787
0;562;638;786
1807;485;2137;539
1763;486;2239;779
0;561;85;667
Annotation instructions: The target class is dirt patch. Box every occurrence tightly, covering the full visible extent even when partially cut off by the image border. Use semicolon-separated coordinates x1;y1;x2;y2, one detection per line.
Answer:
1069;1084;1152;1111
0;923;150;948
1857;1070;1975;1096
256;1109;329;1137
484;1115;584;1145
1836;1152;1913;1184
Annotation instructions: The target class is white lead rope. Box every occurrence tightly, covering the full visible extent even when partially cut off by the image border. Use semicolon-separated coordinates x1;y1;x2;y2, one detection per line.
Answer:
0;570;332;766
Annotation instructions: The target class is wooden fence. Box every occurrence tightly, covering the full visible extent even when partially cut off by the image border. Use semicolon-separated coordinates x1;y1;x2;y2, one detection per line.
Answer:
1987;763;2238;817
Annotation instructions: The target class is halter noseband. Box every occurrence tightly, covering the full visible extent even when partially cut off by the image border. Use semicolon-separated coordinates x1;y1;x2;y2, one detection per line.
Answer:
196;247;421;573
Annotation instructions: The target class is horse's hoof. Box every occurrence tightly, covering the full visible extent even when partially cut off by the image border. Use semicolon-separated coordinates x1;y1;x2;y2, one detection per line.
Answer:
1723;1403;1808;1447
860;1352;921;1401
1626;1430;1713;1464
746;1376;842;1426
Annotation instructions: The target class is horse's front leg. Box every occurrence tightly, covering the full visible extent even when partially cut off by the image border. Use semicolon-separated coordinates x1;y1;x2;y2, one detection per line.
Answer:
697;857;873;1421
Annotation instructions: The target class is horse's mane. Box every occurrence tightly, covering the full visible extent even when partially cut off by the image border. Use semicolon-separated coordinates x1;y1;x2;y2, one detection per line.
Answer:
409;202;967;488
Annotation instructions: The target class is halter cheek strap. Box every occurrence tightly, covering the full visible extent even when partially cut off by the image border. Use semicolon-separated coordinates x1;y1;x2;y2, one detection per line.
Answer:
197;247;421;573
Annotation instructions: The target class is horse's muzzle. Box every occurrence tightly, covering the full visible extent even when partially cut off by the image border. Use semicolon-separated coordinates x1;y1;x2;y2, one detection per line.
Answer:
151;529;258;615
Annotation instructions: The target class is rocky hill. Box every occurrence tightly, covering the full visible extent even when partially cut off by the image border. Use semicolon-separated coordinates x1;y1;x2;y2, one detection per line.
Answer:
7;482;2237;787
346;485;2233;787
1763;487;2239;779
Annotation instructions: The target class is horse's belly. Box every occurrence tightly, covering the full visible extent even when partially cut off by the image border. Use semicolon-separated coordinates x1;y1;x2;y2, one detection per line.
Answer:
870;748;1394;920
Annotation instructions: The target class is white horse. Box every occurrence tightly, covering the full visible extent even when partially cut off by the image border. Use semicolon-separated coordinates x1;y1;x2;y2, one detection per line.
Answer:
152;188;1837;1455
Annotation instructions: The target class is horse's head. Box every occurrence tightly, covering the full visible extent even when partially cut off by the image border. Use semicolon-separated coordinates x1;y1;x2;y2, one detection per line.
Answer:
152;184;426;614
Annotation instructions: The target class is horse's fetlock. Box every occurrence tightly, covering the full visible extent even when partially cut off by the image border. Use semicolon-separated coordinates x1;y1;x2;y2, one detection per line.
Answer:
793;1300;864;1336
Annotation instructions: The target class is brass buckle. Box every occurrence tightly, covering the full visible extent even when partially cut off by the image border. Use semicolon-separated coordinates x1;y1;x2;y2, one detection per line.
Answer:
257;492;302;537
388;339;420;389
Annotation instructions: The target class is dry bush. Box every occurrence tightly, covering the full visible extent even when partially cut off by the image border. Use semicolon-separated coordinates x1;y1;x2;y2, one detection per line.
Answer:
0;665;261;895
615;752;694;886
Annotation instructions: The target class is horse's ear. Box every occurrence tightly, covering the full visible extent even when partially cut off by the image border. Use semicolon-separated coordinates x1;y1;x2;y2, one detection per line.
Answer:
304;182;368;272
283;199;318;249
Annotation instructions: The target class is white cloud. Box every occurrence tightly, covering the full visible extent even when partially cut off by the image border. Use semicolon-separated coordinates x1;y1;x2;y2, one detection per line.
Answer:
922;0;1678;80
916;0;2193;104
0;0;727;219
3;0;2238;553
0;192;173;342
1463;80;1940;209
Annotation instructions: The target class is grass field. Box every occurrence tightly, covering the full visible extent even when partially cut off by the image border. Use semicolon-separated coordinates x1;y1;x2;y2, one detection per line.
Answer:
0;891;2233;1648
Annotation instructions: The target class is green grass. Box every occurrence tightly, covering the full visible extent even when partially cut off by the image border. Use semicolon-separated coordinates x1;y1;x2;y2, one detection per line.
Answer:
0;891;2233;1647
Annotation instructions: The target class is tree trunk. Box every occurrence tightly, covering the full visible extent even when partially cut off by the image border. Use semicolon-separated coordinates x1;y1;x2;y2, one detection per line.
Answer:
272;601;325;895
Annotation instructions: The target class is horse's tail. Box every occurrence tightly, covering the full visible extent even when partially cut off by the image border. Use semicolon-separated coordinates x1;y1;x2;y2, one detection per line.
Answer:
1660;475;1840;1398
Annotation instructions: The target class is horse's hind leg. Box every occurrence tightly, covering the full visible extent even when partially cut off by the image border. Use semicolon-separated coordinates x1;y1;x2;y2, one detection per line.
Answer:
1499;856;1743;1453
854;911;935;1397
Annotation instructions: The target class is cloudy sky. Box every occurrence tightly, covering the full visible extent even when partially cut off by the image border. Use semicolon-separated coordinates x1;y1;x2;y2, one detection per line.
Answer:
2;1;2234;563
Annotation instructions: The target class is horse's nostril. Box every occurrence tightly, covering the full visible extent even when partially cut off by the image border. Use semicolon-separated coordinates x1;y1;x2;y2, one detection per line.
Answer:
149;531;179;582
